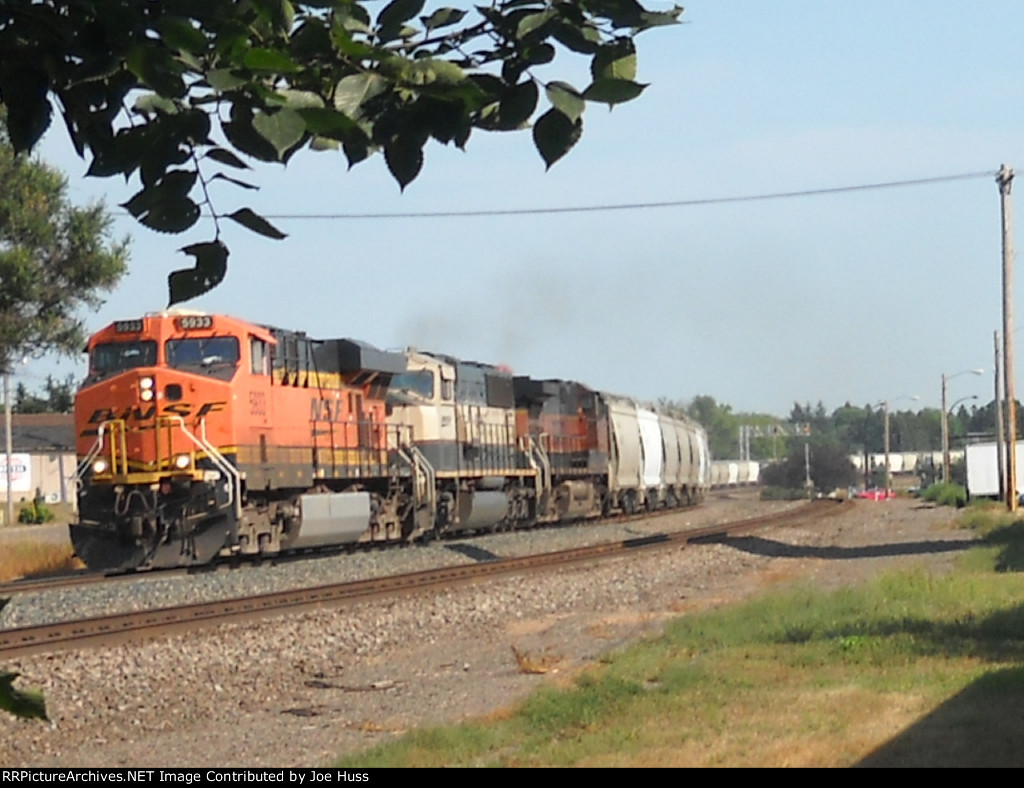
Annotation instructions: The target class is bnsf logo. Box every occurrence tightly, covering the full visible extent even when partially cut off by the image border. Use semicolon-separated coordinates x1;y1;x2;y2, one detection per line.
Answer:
80;402;227;434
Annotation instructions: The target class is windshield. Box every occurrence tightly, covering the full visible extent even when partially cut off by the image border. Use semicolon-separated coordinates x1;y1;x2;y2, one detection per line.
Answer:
389;369;435;401
165;336;240;374
89;341;157;378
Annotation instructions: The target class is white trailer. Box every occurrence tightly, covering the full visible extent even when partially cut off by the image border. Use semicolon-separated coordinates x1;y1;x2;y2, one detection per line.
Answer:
965;442;1024;498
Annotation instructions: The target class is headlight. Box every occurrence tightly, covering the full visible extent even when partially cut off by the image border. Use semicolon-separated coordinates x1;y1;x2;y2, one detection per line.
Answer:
173;453;192;470
140;388;154;401
139;377;154;390
92;459;108;474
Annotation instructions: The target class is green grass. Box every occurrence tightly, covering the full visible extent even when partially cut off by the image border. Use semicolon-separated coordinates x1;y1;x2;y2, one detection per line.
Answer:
335;511;1024;767
919;482;968;507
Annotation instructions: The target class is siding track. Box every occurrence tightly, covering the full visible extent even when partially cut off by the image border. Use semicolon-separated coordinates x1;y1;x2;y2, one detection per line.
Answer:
0;499;846;659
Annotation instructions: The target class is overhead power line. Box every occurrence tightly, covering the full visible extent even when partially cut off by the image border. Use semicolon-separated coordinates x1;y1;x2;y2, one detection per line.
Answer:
254;170;995;221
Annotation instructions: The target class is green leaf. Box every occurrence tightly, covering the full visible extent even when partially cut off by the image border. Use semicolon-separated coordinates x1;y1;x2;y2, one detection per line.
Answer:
637;6;685;30
168;241;230;306
333;8;373;41
86;126;152;177
591;41;637;83
126;44;186;99
334;73;388;119
421;8;467;31
0;673;47;721
410;59;467;85
276;0;297;33
582;78;647;105
121;171;201;233
276;90;326;110
296;108;362;137
488;79;538;131
223;109;280;163
384;137;424;190
552;21;602;54
156;16;209;55
252;109;306;159
210;173;260;190
532;108;582;170
342;137;372;168
517;9;557;39
310;136;340;151
227;208;288;240
206;69;248;92
133;93;179;116
0;66;52;153
545;81;584;123
377;0;426;29
205;148;251;169
243;48;301;73
140;197;201;233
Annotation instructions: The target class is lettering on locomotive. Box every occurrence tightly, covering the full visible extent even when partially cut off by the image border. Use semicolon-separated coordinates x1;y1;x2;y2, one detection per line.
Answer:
81;401;228;435
310;397;349;423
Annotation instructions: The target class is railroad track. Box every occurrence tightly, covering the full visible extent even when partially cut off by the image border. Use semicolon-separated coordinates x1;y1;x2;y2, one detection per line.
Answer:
0;498;847;659
0;488;761;598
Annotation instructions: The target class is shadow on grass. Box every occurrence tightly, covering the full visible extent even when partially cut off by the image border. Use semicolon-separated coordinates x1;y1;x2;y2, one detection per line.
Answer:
857;667;1024;767
981;523;1024;572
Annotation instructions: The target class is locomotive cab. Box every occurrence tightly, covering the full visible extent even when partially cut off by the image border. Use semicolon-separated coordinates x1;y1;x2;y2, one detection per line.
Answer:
386;350;527;534
72;311;267;570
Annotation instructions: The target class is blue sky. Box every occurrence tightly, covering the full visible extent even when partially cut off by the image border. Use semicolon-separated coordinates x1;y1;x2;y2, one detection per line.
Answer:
19;0;1024;417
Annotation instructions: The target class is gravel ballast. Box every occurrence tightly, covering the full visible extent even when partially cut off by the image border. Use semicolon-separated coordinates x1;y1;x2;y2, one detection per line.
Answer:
0;495;969;767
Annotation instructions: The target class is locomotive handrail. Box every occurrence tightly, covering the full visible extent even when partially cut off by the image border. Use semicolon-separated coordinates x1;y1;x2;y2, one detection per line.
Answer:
74;423;109;482
74;420;131;480
176;416;243;520
525;435;552;504
399;443;437;516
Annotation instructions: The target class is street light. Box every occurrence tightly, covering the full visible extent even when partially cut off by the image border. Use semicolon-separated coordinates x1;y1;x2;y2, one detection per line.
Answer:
945;394;979;483
880;395;920;495
941;368;984;483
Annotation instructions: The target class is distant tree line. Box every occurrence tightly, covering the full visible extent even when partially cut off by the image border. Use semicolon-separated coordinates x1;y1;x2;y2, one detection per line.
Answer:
11;376;76;414
666;395;1013;463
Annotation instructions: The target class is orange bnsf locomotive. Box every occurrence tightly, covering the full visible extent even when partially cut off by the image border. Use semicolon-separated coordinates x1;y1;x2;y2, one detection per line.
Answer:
71;310;711;571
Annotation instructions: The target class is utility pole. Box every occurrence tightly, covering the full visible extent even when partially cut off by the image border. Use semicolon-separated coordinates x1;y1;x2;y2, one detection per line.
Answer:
3;368;11;527
996;331;1006;500
998;164;1017;511
883;400;892;495
941;373;949;483
804;441;811;496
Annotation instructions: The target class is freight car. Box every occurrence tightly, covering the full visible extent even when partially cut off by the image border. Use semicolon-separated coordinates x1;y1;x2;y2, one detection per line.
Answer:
71;310;712;571
709;460;760;488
